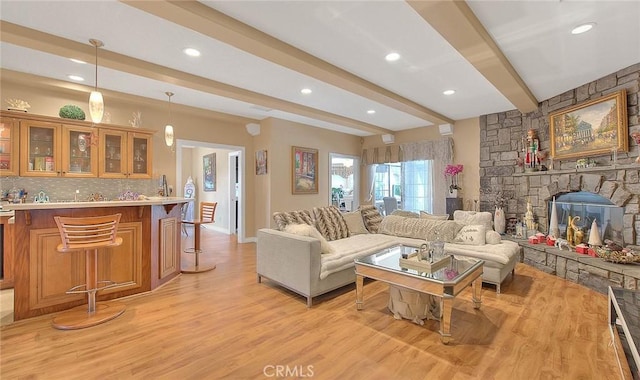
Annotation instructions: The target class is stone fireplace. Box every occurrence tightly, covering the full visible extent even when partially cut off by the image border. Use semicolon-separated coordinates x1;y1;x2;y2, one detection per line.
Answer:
478;63;640;293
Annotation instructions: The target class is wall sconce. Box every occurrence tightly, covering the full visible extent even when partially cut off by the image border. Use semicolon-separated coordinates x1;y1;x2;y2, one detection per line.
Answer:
246;123;260;136
164;91;175;147
88;39;104;124
381;134;395;144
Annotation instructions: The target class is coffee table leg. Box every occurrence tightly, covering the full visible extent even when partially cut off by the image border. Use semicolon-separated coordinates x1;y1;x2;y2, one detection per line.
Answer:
472;276;482;309
356;274;364;310
439;297;453;344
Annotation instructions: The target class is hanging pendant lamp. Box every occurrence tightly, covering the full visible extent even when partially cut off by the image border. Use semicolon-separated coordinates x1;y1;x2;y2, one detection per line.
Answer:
88;39;104;124
164;92;175;147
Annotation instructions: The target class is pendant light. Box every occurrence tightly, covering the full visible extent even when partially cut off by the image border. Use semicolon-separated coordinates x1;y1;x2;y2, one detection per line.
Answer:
88;39;104;124
164;92;175;147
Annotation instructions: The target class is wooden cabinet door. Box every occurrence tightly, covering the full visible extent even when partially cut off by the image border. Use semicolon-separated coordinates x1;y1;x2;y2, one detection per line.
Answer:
19;120;62;177
99;129;128;178
61;125;98;177
0;117;20;177
159;217;179;279
127;132;153;179
27;223;144;309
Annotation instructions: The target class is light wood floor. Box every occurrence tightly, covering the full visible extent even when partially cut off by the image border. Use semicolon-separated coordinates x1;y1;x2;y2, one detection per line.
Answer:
0;228;631;379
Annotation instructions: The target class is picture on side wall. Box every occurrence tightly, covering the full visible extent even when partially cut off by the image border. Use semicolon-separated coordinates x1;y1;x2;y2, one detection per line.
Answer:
203;153;216;192
292;146;318;194
549;90;628;160
256;149;267;175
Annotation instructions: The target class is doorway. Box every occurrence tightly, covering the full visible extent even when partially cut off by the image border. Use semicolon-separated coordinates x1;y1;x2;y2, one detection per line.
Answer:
175;139;246;243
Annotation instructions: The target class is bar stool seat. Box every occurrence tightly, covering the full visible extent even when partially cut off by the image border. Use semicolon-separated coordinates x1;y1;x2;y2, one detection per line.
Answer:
181;202;217;273
52;214;126;330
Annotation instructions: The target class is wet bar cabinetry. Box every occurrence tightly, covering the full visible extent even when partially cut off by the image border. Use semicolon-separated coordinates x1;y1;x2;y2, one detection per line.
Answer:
0;111;154;178
4;198;188;321
99;129;153;179
0;117;20;176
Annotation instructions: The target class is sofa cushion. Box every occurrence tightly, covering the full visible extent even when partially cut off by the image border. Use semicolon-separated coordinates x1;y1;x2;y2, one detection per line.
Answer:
284;224;335;254
452;224;486;245
359;204;383;233
453;210;493;231
485;230;502;245
342;210;369;235
419;211;449;220
379;215;463;242
273;210;314;230
313;205;350;241
391;210;419;218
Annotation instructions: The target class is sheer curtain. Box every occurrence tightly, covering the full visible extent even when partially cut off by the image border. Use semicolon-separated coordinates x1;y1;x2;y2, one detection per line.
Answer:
362;137;453;213
402;160;433;213
399;138;453;214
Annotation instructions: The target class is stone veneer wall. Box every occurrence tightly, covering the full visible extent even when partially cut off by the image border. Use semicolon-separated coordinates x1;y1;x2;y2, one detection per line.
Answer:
480;63;640;292
479;63;640;239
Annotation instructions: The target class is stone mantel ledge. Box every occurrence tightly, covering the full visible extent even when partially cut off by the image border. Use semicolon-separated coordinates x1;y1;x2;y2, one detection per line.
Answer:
507;237;640;292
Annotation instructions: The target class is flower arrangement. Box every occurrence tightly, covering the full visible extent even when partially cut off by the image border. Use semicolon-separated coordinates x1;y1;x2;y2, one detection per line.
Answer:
444;164;463;192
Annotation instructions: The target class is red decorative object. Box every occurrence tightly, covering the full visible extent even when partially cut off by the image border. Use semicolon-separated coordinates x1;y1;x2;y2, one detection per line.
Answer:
546;236;556;246
587;248;598;257
575;244;589;254
528;236;540;244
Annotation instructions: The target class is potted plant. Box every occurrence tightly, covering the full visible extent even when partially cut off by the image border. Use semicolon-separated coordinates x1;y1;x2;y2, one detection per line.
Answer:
444;164;463;198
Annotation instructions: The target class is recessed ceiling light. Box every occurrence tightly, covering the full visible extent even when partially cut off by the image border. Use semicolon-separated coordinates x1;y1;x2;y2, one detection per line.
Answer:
367;109;376;114
68;75;84;81
385;52;400;62
70;58;86;64
300;88;312;95
443;89;456;96
571;22;596;35
183;48;201;57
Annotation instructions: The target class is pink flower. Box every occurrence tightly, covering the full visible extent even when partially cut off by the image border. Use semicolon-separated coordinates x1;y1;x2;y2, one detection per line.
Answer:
444;164;463;177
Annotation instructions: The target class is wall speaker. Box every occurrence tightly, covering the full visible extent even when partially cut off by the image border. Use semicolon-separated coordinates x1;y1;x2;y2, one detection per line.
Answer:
246;123;260;136
439;124;454;136
381;134;395;144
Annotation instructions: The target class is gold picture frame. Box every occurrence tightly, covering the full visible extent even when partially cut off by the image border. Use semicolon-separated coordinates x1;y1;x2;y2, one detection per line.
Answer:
550;90;627;160
292;146;318;194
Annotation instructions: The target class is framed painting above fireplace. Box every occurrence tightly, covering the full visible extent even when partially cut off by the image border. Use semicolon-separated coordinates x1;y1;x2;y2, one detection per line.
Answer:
549;90;627;160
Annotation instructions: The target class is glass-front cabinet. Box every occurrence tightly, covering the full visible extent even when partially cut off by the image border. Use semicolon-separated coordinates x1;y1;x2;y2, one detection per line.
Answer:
99;129;152;179
0;117;20;176
19;120;61;177
20;120;98;177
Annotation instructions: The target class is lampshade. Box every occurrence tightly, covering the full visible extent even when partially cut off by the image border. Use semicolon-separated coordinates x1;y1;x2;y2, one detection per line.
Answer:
164;91;175;147
88;39;104;124
89;91;104;123
165;124;174;147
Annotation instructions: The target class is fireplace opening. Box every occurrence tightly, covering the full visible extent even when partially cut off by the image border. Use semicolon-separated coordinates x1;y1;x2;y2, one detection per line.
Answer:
548;191;624;246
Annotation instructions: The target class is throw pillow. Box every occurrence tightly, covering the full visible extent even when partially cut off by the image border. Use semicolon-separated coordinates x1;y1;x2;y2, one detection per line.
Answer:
391;210;420;218
485;230;502;245
453;210;493;231
313;205;350;241
379;215;463;242
284;224;334;254
359;204;383;233
452;224;486;246
419;211;449;220
342;210;369;235
273;210;314;231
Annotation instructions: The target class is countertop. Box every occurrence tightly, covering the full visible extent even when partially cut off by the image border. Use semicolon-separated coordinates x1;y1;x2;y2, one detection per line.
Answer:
2;197;192;211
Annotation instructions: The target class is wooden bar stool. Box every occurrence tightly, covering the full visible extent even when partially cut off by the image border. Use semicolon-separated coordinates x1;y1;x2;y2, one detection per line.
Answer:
181;202;217;273
52;214;126;330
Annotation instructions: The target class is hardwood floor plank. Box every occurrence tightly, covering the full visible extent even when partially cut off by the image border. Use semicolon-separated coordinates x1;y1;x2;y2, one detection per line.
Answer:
0;228;631;379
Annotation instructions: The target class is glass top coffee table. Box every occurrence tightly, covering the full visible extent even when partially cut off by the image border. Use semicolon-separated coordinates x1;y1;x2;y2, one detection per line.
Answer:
354;245;484;344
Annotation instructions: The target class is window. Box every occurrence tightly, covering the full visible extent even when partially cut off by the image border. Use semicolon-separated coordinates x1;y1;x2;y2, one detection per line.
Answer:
329;153;359;211
373;160;434;214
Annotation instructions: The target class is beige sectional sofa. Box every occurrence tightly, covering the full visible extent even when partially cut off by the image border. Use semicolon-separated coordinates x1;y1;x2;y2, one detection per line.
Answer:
257;206;520;306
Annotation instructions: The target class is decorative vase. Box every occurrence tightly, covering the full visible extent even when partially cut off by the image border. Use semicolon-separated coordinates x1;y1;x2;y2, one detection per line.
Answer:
494;206;506;234
448;189;458;198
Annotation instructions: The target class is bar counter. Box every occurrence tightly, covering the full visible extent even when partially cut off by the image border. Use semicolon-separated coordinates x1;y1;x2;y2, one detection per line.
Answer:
4;197;190;320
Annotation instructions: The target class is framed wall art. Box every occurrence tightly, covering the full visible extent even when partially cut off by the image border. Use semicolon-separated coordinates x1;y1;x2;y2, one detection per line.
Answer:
256;149;267;175
203;153;216;192
550;90;627;160
292;146;318;194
